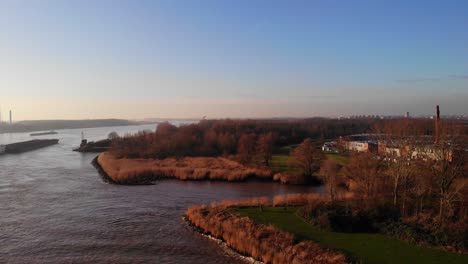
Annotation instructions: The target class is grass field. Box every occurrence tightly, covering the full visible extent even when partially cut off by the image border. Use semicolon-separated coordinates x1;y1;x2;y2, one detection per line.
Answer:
325;153;350;166
269;154;295;173
269;147;350;174
236;207;468;264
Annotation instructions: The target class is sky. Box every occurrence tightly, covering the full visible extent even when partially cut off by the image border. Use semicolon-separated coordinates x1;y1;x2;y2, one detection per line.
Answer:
0;0;467;120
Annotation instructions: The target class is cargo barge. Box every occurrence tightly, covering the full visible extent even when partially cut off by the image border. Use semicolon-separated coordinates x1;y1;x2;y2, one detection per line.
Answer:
30;131;58;136
4;139;59;154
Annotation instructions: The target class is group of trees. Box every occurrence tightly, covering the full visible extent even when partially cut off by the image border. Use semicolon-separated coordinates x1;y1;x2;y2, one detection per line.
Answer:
291;138;323;178
237;132;276;165
111;118;375;160
315;119;468;229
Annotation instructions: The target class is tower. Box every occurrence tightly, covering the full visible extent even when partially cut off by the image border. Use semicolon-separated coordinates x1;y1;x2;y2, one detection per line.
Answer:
435;105;440;144
9;110;12;124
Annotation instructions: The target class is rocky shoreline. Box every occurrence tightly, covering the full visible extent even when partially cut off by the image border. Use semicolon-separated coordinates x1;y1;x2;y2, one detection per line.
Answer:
91;156;117;184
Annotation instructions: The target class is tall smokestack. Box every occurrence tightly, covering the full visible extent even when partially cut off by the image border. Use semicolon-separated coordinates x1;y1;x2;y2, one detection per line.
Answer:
9;110;12;124
435;105;440;144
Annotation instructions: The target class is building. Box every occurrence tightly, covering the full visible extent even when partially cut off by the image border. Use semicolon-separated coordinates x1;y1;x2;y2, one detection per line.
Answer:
342;141;378;153
338;134;379;153
322;141;339;153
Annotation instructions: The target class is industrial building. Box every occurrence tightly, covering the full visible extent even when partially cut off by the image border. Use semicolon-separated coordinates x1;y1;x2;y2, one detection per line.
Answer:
324;105;465;162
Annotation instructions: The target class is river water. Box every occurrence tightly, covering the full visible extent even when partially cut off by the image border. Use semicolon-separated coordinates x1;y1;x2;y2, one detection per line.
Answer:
0;124;321;264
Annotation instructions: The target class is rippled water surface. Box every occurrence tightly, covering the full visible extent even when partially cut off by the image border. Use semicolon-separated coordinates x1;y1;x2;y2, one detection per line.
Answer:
0;124;321;263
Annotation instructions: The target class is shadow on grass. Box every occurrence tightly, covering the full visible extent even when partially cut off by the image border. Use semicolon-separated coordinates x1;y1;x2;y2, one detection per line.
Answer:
235;207;468;264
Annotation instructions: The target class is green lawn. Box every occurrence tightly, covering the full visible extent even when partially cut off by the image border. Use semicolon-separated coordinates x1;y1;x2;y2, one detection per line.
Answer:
325;153;350;166
269;152;350;174
235;207;468;264
269;154;295;173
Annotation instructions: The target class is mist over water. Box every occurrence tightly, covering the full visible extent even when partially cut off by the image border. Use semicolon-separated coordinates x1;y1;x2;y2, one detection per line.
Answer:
0;124;321;263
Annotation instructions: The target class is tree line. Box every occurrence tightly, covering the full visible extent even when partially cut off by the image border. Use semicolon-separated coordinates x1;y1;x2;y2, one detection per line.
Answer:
293;119;468;250
110;118;375;160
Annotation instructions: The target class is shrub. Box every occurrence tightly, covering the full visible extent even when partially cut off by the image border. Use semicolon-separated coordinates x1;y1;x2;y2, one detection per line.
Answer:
299;201;400;233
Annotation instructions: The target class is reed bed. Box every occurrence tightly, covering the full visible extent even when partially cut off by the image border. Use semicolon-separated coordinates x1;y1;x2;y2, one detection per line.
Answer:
185;195;347;264
97;152;274;184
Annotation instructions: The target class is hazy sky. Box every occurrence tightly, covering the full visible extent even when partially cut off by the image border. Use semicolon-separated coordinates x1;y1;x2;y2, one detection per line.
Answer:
1;0;467;120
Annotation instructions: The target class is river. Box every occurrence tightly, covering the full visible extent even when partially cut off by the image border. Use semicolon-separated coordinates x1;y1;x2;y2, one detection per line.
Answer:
0;124;322;264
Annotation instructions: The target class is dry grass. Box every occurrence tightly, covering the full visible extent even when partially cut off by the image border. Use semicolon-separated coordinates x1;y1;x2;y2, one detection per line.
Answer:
97;152;274;184
272;193;323;206
185;200;347;264
273;173;308;185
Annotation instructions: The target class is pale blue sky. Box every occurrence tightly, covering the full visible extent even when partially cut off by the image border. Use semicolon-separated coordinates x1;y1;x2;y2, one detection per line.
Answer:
0;0;467;120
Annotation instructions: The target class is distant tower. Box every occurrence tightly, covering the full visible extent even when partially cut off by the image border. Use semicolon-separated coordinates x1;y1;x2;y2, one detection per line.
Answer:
80;131;87;147
9;110;12;124
435;105;440;144
405;112;410;118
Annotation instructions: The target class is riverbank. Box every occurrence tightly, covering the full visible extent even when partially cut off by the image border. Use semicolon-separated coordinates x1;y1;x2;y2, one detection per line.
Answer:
184;195;468;264
237;207;468;264
75;139;111;153
184;196;347;264
95;152;275;184
182;216;263;264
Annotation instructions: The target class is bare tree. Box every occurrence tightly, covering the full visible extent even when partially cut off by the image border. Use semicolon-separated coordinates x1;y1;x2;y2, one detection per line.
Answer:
290;138;323;179
343;152;384;205
412;160;435;217
430;145;466;225
256;133;275;166
430;120;467;225
319;159;341;201
237;133;257;164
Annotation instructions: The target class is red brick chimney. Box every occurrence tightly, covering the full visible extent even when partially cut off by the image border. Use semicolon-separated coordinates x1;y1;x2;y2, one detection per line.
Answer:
435;105;440;144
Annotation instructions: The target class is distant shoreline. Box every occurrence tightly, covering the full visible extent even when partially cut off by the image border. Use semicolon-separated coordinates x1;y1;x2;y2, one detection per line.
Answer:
0;119;150;134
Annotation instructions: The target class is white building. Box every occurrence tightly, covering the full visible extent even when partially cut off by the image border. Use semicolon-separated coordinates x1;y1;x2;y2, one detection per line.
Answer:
344;141;370;152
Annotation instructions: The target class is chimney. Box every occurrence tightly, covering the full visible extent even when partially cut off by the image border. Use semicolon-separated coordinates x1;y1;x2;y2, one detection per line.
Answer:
9;110;12;124
435;105;440;144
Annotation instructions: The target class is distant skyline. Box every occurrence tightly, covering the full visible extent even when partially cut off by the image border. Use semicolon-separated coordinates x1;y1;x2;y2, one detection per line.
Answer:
1;0;467;120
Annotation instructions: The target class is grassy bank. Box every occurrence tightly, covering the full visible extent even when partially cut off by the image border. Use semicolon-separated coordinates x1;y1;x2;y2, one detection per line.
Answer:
236;207;468;264
185;203;347;264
